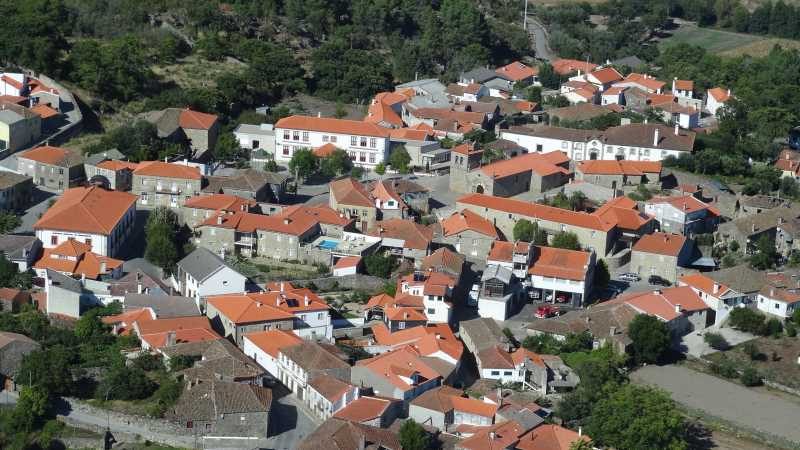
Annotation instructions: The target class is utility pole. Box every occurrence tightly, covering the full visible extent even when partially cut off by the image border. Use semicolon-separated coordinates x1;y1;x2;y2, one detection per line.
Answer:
523;0;529;30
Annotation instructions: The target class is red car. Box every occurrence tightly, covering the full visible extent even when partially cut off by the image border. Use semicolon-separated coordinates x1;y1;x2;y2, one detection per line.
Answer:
535;305;560;319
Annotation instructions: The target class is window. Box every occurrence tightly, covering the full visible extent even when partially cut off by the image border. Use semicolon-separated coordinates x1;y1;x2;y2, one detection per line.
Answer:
85;238;92;247
252;139;259;149
427;308;435;314
322;135;329;142
282;146;290;156
330;136;337;143
398;322;405;329
369;153;375;164
359;152;366;162
302;131;309;142
776;304;779;309
283;130;290;140
317;313;323;320
561;141;568;149
292;131;300;141
58;168;64;175
348;151;356;160
360;137;367;147
50;235;58;246
491;371;500;376
504;371;512;376
536;144;543;152
351;136;357;146
369;138;376;148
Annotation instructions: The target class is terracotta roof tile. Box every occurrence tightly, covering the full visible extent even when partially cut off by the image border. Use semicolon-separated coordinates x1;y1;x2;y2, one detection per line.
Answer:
199;210;318;236
618;73;665;92
243;329;303;357
33;186;137;235
588;67;623;84
708;87;730;102
528;245;591;281
458;420;525;450
330;177;375;208
277;115;391;137
648;195;720;216
308;374;355;402
34;238;123;279
178;109;218;130
96;160;139;171
632;232;687;256
577;160;661;176
333;396;393;422
19;146;82;167
441;209;499;238
678;273;732;298
30;103;59;119
496;61;539;81
313;143;339;157
517;424;591;450
480;151;570;178
614;285;709;321
552;59;598;75
356;346;441;391
334;255;361;269
488;241;514;263
184;194;256;212
368;219;433;250
388;128;431;141
759;286;800;304
208;289;329;324
134;161;202;180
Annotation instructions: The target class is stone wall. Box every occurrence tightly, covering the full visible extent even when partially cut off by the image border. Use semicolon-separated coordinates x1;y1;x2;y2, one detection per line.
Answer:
293;274;387;293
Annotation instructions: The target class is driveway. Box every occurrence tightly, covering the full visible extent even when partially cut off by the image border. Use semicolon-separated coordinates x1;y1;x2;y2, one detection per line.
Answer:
679;327;756;357
631;365;800;444
13;187;59;234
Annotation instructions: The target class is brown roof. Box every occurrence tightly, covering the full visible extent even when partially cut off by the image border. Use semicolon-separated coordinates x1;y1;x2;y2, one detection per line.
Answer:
19;146;82;167
333;396;393;423
528;245;591;281
199;210;318;236
410;385;464;412
368;219;434;250
552;59;598;75
577;160;661;176
480;151;570;178
0;172;31;190
184;194;256;212
33;186;138;235
134;161;202;180
507;123;695;152
308;374;355;402
421;247;465;277
441;209;499;238
281;341;350;373
589;67;623;84
632;232;687;257
708;87;730;102
168;380;271;422
496;61;539;81
517;424;591;450
330;177;375;208
298;418;400;450
243;329;303;357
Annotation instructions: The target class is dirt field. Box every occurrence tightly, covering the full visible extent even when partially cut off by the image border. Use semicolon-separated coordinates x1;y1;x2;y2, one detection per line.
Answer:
719;38;800;57
277;93;368;121
151;54;246;90
706;336;800;390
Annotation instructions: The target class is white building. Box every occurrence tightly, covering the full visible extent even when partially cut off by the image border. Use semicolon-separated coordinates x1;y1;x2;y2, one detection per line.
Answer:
706;87;731;117
306;375;360;421
601;87;626;106
672;78;694;99
756;286;800;319
398;271;455;324
234;123;275;153
172;247;248;307
486;241;533;280
276;341;351;401
500;123;695;162
678;273;748;326
274;115;391;168
528;246;595;308
242;329;304;378
477;265;519;321
0;73;26;97
33;186;137;257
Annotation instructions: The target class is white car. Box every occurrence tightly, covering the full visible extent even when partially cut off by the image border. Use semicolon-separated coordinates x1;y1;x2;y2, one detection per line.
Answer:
618;273;640;282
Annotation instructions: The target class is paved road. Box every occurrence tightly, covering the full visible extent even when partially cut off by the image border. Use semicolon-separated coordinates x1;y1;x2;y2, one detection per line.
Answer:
525;14;556;61
631;365;800;444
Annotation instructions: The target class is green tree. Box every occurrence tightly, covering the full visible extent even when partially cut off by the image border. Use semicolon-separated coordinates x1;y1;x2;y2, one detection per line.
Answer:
526;86;542;103
364;254;394;278
551;232;581;250
593;259;610;290
213;133;246;164
627;314;671;364
749;234;778;270
145;223;179;272
513;219;535;242
740;366;762;386
0;212;21;232
569;439;594;450
389;146;412;174
97;362;156;401
74;310;109;340
374;162;386;175
18;346;75;396
288;149;319;182
538;62;561;89
728;307;766;334
319;149;352;178
587;384;688;450
399;419;431;450
11;386;51;432
704;332;729;350
0;253;33;290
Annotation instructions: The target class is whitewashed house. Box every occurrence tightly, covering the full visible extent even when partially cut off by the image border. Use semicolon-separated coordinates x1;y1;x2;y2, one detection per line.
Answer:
528;246;595;308
234;123;275;153
306;375;360;421
477;265;520;321
0;73;26;97
706;87;731;117
172;247;247;307
274;115;391;169
678;273;748;326
242;329;303;378
33;186;137;258
756;286;800;319
499;123;695;162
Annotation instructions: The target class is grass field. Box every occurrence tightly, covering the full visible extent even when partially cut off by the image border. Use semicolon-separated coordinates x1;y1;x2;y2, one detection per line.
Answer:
719;37;800;57
658;24;765;54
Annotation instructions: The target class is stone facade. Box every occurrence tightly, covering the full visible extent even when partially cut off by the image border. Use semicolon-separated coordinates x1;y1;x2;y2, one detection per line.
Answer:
132;174;203;210
0;172;32;211
18;153;84;192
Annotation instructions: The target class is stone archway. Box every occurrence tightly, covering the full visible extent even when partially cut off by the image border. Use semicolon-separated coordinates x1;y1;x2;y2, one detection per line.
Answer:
590;152;598;160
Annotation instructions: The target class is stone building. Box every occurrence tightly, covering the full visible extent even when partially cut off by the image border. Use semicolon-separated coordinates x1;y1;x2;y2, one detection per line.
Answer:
329;177;378;232
146;108;220;160
575;160;662;190
449;149;571;197
203;168;288;203
132;160;203;210
17;146;84;192
630;232;695;282
439;209;500;260
84;150;137;191
0;172;32;211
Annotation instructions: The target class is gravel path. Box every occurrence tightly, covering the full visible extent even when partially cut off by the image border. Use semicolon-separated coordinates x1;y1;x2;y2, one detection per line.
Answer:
631;365;800;444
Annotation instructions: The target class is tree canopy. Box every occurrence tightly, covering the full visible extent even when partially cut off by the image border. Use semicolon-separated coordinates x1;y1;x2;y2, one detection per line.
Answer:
627;314;671;364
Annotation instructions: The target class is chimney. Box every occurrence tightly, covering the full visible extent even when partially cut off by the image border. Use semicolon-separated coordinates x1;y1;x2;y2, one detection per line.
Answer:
578;427;583;437
653;128;660;147
727;88;731;96
164;156;168;163
304;295;310;306
497;387;502;407
610;326;617;336
100;261;107;273
713;283;720;294
166;331;176;347
672;77;676;91
489;432;496;440
283;218;291;225
216;215;223;225
317;111;322;118
770;288;775;296
675;303;681;313
137;281;143;294
674;123;679;135
752;223;756;233
280;282;284;292
80;273;86;284
653;289;661;295
644;118;648;124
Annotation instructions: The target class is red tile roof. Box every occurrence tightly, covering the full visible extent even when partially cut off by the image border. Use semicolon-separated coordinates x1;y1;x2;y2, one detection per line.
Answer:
458;193;614;232
370;180;406;209
30;104;59;119
368;219;433;250
184;194;256;212
589;67;623;84
708;87;730;103
355;347;441;392
388;128;431;141
366;101;403;127
593;196;654;232
308;375;355;402
480;151;570;178
34;238;123;279
200;210;318;236
330;177;375;208
276;115;391;137
458;420;526;450
632;232;687;256
33;186;138;235
678;273;732;298
552;59;598;75
207;289;329;325
333;396;393;423
384;306;427;322
517;424;591;450
370;322;463;362
613;286;709;321
619;73;665;92
487;241;514;263
0;95;26;105
1;75;24;90
96;160;139;171
528;245;591;281
134;161;202;180
674;79;694;91
279;204;354;227
334;256;361;269
759;286;800;304
136;316;219;349
452;143;482;155
603;86;627;96
243;329;303;357
19;146;79;166
178;109;218;130
441;209;499;239
496;61;539;81
313;143;339;158
647;195;720;216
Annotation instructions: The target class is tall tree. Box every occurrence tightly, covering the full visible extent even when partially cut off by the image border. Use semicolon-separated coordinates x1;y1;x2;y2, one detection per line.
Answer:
627;314;671;364
399;419;431;450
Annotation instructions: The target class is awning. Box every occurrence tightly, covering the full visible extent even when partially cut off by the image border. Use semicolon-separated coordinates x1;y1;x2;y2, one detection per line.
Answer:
690;256;717;268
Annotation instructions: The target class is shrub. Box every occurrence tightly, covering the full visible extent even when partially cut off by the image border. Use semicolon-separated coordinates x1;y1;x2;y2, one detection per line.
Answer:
709;355;738;378
763;318;784;338
740;366;762;386
786;322;797;337
704;332;729;351
742;341;763;361
728;308;766;334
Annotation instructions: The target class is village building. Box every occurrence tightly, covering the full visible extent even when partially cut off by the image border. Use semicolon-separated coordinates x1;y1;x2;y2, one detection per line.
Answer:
172;247;248;307
332;396;400;428
17;145;84;192
0;101;41;152
33;238;123;280
678;273;749;326
630;232;696;282
146;108;220;159
0;172;33;211
132;160;203;210
34;186;137;257
756;286;800;319
575;160;661;190
409;385;497;432
0;331;41;391
644;195;720;236
277;341;351;401
203;168;288;203
706;87;731;116
449;150;571;197
440;209;501;259
528;245;596;307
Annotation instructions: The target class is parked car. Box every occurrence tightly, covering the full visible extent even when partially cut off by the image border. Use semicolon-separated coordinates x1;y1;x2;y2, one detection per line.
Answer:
618;273;640;282
554;294;569;303
648;275;671;286
468;284;479;306
535;305;560;319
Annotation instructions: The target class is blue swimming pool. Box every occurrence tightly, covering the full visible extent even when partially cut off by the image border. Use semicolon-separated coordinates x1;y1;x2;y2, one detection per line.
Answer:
318;239;339;250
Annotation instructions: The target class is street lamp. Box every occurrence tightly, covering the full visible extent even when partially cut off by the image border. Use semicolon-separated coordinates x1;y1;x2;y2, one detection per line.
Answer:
104;384;120;431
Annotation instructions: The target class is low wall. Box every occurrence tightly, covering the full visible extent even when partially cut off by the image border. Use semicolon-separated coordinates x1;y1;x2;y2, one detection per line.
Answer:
294;274;387;293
